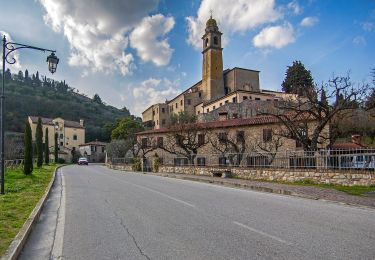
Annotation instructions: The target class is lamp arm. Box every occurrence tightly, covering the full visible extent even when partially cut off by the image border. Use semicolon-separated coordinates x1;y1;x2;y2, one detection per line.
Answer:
4;41;56;65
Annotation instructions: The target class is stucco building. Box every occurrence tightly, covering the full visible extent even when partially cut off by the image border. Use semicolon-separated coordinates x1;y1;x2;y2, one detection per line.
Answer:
28;116;85;154
79;140;107;163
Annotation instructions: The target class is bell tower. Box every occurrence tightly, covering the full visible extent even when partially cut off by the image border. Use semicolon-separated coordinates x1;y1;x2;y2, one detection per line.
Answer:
202;15;224;101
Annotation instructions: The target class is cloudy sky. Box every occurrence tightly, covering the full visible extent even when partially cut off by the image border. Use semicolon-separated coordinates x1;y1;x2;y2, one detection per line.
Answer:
1;0;374;115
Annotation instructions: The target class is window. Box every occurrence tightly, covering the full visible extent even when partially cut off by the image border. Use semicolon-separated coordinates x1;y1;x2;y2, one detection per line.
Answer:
225;100;229;104
266;99;272;101
197;157;206;166
198;134;205;146
59;134;63;139
153;110;155;116
219;103;222;106
263;129;272;142
157;137;164;148
141;138;148;148
218;132;227;143
102;147;105;153
199;92;202;98
206;108;209;113
232;97;237;103
205;38;209;47
237;131;245;143
91;146;95;152
187;99;191;105
213;36;218;45
249;96;252;99
175;103;178;109
162;119;166;125
213;106;216;109
73;134;77;140
219;157;227;166
180;100;183;106
156;120;159;125
162;107;165;113
255;97;261;100
296;127;307;148
243;96;248;101
60;142;63;146
198;111;200;114
224;87;229;94
233;113;238;119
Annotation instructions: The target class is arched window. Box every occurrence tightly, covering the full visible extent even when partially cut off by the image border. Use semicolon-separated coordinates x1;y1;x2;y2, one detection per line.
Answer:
214;36;218;45
205;38;209;47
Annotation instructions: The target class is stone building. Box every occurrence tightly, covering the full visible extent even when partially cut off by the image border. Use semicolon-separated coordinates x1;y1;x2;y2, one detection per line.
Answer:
141;16;296;129
136;115;329;168
79;140;107;163
28;116;85;160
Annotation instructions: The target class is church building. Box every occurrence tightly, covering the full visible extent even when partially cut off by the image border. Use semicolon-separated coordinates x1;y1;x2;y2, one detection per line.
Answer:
142;16;295;129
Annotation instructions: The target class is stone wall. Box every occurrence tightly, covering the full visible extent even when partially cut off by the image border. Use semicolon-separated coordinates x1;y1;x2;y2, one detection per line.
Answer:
158;165;375;186
107;163;133;172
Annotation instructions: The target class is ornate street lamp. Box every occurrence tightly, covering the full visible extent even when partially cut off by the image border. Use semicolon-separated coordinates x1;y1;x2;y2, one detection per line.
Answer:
1;35;59;194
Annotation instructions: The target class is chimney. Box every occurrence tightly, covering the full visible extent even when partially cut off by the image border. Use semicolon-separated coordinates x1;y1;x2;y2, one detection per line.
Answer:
80;119;84;127
351;134;361;145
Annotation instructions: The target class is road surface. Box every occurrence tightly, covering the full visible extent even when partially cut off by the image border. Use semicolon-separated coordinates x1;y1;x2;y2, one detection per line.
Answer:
20;165;375;259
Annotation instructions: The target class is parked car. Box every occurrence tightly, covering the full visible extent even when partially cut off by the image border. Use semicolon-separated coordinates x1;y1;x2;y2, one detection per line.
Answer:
341;155;375;169
78;157;88;165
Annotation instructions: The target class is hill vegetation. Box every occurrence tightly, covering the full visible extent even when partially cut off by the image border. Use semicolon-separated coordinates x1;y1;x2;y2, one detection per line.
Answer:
1;68;132;142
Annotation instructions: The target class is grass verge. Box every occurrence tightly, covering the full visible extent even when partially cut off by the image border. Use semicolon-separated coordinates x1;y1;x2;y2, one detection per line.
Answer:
0;164;58;256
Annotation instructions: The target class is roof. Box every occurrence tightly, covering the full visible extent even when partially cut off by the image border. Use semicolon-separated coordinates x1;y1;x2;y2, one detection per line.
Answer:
137;115;281;136
331;142;367;149
28;116;84;129
202;89;275;107
79;141;107;147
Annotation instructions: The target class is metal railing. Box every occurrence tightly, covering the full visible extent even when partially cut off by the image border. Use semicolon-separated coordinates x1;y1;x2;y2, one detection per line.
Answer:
109;148;375;171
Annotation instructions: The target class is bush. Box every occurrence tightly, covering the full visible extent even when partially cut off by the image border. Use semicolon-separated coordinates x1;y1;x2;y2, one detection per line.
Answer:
153;155;162;173
57;158;65;164
132;158;142;171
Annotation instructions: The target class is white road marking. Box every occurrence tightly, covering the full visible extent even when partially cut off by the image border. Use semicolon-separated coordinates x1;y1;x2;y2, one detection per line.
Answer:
51;170;66;259
233;221;292;245
98;171;196;208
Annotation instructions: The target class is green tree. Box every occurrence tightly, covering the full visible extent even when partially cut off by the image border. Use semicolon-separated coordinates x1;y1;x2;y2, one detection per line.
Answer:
93;94;102;104
23;120;33;175
282;60;314;96
111;117;144;140
54;132;58;162
36;117;43;167
44;128;49;164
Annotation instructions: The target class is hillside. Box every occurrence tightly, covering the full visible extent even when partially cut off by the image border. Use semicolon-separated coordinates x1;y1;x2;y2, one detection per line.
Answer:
3;69;131;142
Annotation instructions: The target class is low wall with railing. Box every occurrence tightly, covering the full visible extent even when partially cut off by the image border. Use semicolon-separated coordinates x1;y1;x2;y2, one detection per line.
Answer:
158;165;375;186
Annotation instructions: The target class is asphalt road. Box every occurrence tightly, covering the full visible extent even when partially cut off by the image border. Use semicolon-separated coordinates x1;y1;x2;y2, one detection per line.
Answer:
21;165;375;260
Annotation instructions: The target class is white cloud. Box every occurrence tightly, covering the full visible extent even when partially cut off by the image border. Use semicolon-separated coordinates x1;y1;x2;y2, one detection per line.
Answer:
186;0;280;49
253;23;295;49
287;0;302;15
39;0;160;75
0;31;22;71
130;14;175;66
353;36;366;46
300;16;319;27
361;22;374;32
131;78;181;115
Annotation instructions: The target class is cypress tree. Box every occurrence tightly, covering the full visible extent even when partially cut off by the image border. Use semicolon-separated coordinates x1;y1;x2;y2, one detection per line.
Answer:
24;120;33;175
282;60;314;96
45;128;49;164
36;117;43;167
54;132;58;162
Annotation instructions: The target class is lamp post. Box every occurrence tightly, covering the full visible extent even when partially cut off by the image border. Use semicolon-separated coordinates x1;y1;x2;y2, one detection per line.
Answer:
1;35;59;194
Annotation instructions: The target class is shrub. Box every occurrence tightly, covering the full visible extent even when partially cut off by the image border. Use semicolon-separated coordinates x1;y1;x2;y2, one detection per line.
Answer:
132;158;142;171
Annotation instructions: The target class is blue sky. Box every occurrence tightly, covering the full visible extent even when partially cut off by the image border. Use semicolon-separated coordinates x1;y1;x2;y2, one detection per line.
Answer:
1;0;374;115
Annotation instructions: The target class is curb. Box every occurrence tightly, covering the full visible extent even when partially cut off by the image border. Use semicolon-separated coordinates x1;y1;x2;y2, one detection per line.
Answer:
1;165;64;260
148;172;375;210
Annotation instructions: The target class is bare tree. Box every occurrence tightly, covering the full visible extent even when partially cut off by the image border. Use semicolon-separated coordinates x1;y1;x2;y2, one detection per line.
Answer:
161;123;208;165
252;131;284;166
262;75;371;150
209;130;247;166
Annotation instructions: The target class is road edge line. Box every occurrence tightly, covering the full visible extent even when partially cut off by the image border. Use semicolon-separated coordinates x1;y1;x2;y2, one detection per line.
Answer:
1;165;65;260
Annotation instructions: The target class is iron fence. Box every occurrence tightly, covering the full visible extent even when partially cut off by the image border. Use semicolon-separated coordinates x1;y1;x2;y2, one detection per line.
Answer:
109;148;375;171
